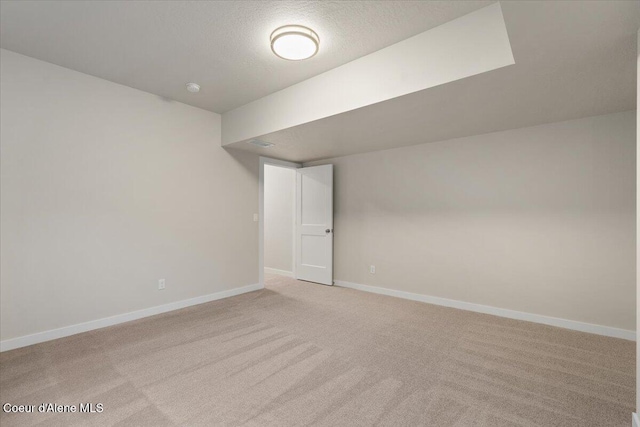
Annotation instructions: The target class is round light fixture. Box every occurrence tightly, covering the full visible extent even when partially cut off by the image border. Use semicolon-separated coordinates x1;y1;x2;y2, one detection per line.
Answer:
270;25;319;61
186;82;200;93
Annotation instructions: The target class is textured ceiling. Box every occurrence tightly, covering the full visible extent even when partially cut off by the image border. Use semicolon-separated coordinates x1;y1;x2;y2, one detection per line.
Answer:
225;1;640;162
0;0;491;113
2;1;637;163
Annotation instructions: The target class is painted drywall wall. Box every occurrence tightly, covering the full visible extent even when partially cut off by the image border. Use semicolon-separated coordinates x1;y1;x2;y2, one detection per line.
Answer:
308;111;636;331
264;165;295;274
0;49;259;342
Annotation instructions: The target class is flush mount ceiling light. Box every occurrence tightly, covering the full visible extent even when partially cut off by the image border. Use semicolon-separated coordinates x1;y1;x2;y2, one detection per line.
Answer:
270;25;319;61
186;82;200;93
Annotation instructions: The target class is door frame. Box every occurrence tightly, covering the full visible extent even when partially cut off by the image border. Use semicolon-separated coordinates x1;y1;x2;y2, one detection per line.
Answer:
259;156;302;288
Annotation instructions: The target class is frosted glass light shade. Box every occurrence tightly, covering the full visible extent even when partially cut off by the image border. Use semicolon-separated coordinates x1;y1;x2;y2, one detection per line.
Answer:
270;25;319;61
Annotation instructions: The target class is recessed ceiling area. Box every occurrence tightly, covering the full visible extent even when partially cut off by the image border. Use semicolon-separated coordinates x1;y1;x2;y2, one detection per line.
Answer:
0;0;491;113
224;0;640;162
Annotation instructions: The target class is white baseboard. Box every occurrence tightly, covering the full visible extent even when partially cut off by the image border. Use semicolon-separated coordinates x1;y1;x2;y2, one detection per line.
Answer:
0;283;263;352
264;268;294;278
334;280;635;341
633;412;639;427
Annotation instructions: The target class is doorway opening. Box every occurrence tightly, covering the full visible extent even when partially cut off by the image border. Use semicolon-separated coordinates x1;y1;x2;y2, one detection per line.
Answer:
259;156;334;288
259;157;300;287
264;163;297;280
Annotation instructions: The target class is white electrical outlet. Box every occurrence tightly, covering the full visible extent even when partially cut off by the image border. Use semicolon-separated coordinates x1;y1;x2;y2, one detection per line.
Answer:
369;265;376;274
158;279;166;290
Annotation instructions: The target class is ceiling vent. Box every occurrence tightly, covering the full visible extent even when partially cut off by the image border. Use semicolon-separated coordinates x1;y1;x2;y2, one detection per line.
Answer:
247;140;274;148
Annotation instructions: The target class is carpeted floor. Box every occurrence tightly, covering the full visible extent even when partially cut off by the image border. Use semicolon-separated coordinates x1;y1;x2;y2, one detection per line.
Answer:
0;274;635;426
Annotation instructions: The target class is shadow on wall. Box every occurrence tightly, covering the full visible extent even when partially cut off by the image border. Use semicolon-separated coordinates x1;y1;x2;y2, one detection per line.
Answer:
223;147;259;183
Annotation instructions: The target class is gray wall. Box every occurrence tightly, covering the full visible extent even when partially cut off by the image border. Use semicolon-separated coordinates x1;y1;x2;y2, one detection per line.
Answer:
309;111;636;331
0;49;259;341
264;165;295;273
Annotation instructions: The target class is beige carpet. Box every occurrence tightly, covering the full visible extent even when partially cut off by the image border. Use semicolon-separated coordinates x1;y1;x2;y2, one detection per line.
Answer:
0;274;635;426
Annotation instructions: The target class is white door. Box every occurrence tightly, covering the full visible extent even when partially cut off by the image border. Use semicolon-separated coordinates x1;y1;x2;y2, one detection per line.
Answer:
295;165;333;285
